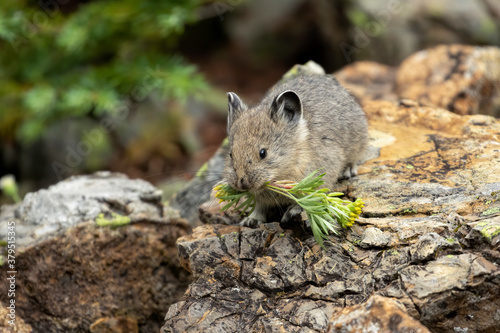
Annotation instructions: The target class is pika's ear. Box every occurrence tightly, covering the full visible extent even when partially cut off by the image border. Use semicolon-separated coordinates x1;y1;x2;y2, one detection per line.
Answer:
227;92;246;131
270;90;303;123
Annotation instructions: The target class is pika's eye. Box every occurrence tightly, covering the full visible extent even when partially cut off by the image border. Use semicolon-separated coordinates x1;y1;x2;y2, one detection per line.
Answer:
229;152;233;159
259;148;267;159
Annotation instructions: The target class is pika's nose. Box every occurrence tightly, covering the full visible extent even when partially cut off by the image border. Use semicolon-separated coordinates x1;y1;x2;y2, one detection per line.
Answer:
238;178;250;191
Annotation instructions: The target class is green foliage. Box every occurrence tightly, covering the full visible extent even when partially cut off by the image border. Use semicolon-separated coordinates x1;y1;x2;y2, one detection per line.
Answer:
214;171;365;248
0;174;21;203
95;212;131;228
214;182;256;213
0;0;208;143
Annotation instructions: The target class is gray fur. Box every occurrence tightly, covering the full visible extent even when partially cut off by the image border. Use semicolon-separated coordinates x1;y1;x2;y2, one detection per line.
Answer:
225;74;369;227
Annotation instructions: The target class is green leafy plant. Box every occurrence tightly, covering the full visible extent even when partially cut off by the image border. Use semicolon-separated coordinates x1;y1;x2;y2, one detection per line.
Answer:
0;0;208;144
0;174;21;203
213;182;257;213
95;212;131;228
214;170;364;248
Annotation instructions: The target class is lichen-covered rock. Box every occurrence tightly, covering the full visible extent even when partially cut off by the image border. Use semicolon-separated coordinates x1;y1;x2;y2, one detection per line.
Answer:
0;173;191;333
2;171;178;247
163;223;434;333
355;100;500;219
164;73;500;332
470;216;500;246
164;210;500;332
359;226;394;248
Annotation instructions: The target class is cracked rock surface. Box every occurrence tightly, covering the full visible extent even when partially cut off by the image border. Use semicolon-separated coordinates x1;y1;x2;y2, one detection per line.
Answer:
164;47;500;333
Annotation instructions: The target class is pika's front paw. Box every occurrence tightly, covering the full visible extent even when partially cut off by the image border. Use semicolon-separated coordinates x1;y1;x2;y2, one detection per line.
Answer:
240;216;263;228
280;205;303;228
340;164;358;180
240;206;266;227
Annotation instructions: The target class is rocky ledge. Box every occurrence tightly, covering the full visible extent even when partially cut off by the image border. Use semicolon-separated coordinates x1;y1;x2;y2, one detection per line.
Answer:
0;172;191;333
164;45;500;333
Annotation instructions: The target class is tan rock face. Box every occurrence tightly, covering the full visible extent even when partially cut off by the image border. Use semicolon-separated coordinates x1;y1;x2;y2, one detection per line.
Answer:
334;61;398;103
355;100;500;217
396;44;500;116
337;44;500;117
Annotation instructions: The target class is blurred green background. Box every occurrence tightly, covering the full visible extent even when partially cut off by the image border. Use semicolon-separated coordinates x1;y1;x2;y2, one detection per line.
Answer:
1;0;499;203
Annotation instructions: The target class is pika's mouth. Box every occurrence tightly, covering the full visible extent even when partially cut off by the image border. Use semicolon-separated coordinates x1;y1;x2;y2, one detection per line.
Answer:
249;183;269;195
231;178;269;193
249;188;263;195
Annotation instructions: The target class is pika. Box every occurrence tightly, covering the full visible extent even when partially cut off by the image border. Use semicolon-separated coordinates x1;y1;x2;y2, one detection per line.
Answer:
224;74;368;227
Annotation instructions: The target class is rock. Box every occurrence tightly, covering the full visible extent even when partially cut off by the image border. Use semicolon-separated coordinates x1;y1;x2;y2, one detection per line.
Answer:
164;213;500;332
3;171;178;247
327;295;430;333
356;100;500;218
359;226;394;248
336;44;500;118
0;305;33;332
90;316;139;333
283;60;326;79
198;193;242;226
0;173;191;333
408;232;454;263
396;44;500;116
469;215;500;246
168;225;429;333
164;64;500;331
335;61;398;103
400;254;500;332
401;253;497;298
